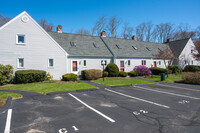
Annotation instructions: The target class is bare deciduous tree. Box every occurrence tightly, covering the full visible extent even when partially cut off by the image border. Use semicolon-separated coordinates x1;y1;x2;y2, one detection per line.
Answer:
136;23;146;41
153;46;177;77
172;24;196;40
0;13;11;26
76;28;90;35
39;19;54;32
136;22;154;42
121;23;134;39
145;22;153;42
107;16;121;37
152;23;174;43
192;40;200;61
92;16;107;36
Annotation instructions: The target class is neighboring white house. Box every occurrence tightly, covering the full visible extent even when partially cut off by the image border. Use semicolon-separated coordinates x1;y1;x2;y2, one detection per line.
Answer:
168;38;200;68
0;11;68;79
0;11;199;79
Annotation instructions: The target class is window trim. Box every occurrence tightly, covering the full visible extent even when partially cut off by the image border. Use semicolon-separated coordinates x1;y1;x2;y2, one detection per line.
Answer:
127;60;131;66
83;60;87;67
16;34;26;45
141;60;146;65
48;58;54;68
17;58;24;68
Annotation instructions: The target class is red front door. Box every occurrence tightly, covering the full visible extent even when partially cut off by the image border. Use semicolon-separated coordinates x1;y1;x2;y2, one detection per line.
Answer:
72;61;78;71
120;61;124;72
154;61;157;67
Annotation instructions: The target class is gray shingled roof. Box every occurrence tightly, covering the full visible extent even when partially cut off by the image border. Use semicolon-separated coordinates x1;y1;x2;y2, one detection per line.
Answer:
48;32;113;57
168;38;189;57
102;37;169;58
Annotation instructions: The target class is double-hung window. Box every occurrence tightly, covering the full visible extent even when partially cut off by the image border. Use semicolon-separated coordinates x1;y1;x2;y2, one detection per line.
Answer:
17;58;24;68
16;35;25;45
141;60;146;65
128;60;131;66
83;60;87;67
48;59;54;68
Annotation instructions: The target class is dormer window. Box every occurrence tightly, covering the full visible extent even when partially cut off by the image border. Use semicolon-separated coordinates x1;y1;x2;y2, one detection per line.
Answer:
146;47;151;51
132;46;137;50
93;43;99;48
116;44;122;49
16;35;25;45
71;42;76;46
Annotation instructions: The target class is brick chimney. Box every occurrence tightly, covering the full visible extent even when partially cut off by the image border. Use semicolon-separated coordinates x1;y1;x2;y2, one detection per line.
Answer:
132;36;137;41
101;31;106;37
57;25;62;33
167;38;171;43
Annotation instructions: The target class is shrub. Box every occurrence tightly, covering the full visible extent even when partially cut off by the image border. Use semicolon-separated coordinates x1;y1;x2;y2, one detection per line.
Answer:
168;65;181;73
0;64;14;85
46;72;53;80
149;67;167;75
183;65;200;72
103;71;108;77
182;72;200;84
62;73;77;81
105;63;119;77
168;70;172;74
133;65;152;76
15;70;46;83
81;69;102;80
119;72;128;77
128;72;138;77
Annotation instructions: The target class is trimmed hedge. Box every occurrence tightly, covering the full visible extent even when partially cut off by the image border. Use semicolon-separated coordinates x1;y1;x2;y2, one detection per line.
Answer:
128;72;138;77
183;65;200;72
103;71;108;77
0;64;14;85
81;69;102;80
149;67;167;75
168;65;181;73
15;70;46;83
62;73;77;81
119;72;128;77
105;63;119;77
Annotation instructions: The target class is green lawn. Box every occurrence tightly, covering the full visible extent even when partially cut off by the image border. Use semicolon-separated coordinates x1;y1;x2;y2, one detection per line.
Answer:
0;92;22;108
0;81;97;94
146;75;182;82
93;78;153;86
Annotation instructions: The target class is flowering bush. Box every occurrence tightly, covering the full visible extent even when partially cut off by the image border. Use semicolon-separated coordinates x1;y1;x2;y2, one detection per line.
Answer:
133;65;152;76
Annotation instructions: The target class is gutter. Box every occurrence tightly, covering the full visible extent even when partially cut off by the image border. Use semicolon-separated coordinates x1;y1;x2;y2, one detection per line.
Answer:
100;36;116;63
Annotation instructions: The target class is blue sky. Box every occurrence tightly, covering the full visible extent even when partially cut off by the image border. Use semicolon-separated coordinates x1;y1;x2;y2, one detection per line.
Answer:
1;0;200;34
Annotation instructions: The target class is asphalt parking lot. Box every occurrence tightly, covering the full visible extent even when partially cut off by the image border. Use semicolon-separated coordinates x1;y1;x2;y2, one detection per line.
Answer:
0;82;200;133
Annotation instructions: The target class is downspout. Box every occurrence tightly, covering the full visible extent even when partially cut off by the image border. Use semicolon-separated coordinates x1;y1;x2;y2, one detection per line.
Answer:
100;36;116;63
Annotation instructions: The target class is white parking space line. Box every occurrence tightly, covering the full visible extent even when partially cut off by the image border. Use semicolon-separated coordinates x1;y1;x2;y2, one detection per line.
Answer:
4;109;12;133
134;86;200;100
156;83;200;92
69;93;115;123
105;88;170;109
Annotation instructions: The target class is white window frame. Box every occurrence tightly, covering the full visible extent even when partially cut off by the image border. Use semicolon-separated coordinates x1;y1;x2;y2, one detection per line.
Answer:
16;34;26;45
48;58;54;68
142;60;146;65
83;60;87;67
71;60;79;72
159;61;161;65
127;60;131;66
17;58;24;68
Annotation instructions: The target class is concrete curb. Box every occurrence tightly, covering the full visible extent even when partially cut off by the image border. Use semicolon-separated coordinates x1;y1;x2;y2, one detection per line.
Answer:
47;88;99;95
0;96;12;113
